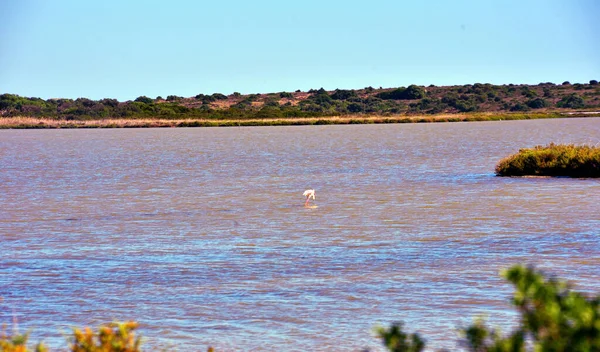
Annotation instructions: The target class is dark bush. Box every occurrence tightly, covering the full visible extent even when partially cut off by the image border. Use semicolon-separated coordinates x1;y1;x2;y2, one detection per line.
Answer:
134;96;153;104
347;102;363;113
330;89;358;100
510;103;530;112
212;93;228;100
526;98;547;109
377;85;426;100
590;80;599;85
556;94;585;109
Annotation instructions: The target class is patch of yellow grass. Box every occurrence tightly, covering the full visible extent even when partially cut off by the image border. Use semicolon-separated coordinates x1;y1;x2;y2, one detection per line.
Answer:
0;112;570;129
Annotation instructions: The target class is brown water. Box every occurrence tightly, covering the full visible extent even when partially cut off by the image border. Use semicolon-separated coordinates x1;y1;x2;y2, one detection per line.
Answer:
1;118;599;351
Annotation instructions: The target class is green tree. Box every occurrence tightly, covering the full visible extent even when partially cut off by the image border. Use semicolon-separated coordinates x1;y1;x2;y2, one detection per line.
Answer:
330;89;358;100
376;265;599;352
556;94;585;109
526;98;547;109
462;265;600;352
377;85;426;100
377;323;425;352
134;96;153;104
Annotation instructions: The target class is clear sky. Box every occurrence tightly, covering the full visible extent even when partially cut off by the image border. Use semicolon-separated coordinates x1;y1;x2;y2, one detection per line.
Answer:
1;0;598;101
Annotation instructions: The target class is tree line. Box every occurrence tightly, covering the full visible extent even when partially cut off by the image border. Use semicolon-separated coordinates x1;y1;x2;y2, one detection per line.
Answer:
1;80;599;121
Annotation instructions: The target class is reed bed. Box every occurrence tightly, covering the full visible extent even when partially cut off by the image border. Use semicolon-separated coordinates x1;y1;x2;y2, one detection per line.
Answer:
0;112;572;129
496;143;600;177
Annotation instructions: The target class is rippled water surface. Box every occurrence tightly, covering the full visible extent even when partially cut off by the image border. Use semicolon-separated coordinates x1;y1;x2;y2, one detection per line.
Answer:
1;118;599;351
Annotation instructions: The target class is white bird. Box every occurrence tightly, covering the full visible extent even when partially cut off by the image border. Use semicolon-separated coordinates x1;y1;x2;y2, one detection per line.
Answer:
303;189;315;206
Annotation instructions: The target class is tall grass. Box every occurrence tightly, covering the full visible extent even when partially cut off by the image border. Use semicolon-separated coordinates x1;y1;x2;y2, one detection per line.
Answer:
0;112;570;129
495;143;600;177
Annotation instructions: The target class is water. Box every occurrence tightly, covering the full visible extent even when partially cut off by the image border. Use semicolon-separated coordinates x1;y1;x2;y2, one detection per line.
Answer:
1;118;599;351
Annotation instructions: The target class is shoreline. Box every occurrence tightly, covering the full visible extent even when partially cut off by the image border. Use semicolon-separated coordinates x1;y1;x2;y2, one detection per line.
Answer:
1;111;598;129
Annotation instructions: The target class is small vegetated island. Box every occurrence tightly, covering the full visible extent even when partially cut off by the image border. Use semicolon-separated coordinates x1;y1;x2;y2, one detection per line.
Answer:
1;80;599;128
496;143;600;178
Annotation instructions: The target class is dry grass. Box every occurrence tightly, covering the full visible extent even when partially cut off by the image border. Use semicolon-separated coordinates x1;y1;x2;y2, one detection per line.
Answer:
0;112;571;129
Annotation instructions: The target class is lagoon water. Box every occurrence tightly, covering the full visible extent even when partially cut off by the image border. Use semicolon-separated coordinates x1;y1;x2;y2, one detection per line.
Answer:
1;118;599;351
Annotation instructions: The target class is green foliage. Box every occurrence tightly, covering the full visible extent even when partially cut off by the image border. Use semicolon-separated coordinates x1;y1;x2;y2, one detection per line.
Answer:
377;323;425;352
520;87;537;98
510;103;530;112
463;318;525;352
376;265;599;352
377;85;426;100
526;98;547;109
330;89;358;100
590;80;599;86
461;265;600;352
211;93;228;100
134;96;153;104
495;143;600;177
166;95;182;102
0;81;594;124
556;94;585;109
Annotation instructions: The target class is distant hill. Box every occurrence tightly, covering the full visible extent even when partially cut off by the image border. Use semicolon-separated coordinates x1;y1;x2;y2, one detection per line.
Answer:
1;80;599;121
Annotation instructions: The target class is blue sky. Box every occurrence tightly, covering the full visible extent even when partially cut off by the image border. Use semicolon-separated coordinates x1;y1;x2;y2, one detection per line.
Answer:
1;0;598;101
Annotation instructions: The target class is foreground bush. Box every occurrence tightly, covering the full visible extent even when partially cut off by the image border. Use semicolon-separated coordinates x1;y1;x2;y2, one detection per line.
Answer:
495;143;600;177
69;322;140;352
2;266;598;351
0;330;47;352
1;322;139;352
377;265;600;351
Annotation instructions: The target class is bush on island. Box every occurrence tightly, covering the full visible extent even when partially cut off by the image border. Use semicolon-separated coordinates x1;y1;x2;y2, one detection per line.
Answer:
495;143;600;177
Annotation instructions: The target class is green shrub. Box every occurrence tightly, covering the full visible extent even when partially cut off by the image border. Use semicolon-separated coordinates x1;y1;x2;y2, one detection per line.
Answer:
377;85;426;100
462;265;600;352
376;264;600;352
556;94;585;109
376;323;424;352
526;98;547;109
166;95;181;102
134;96;153;104
495;143;600;177
330;89;358;100
211;93;228;100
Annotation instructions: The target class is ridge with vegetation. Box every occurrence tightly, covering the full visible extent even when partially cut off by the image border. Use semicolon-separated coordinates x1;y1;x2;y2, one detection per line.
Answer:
1;80;599;128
